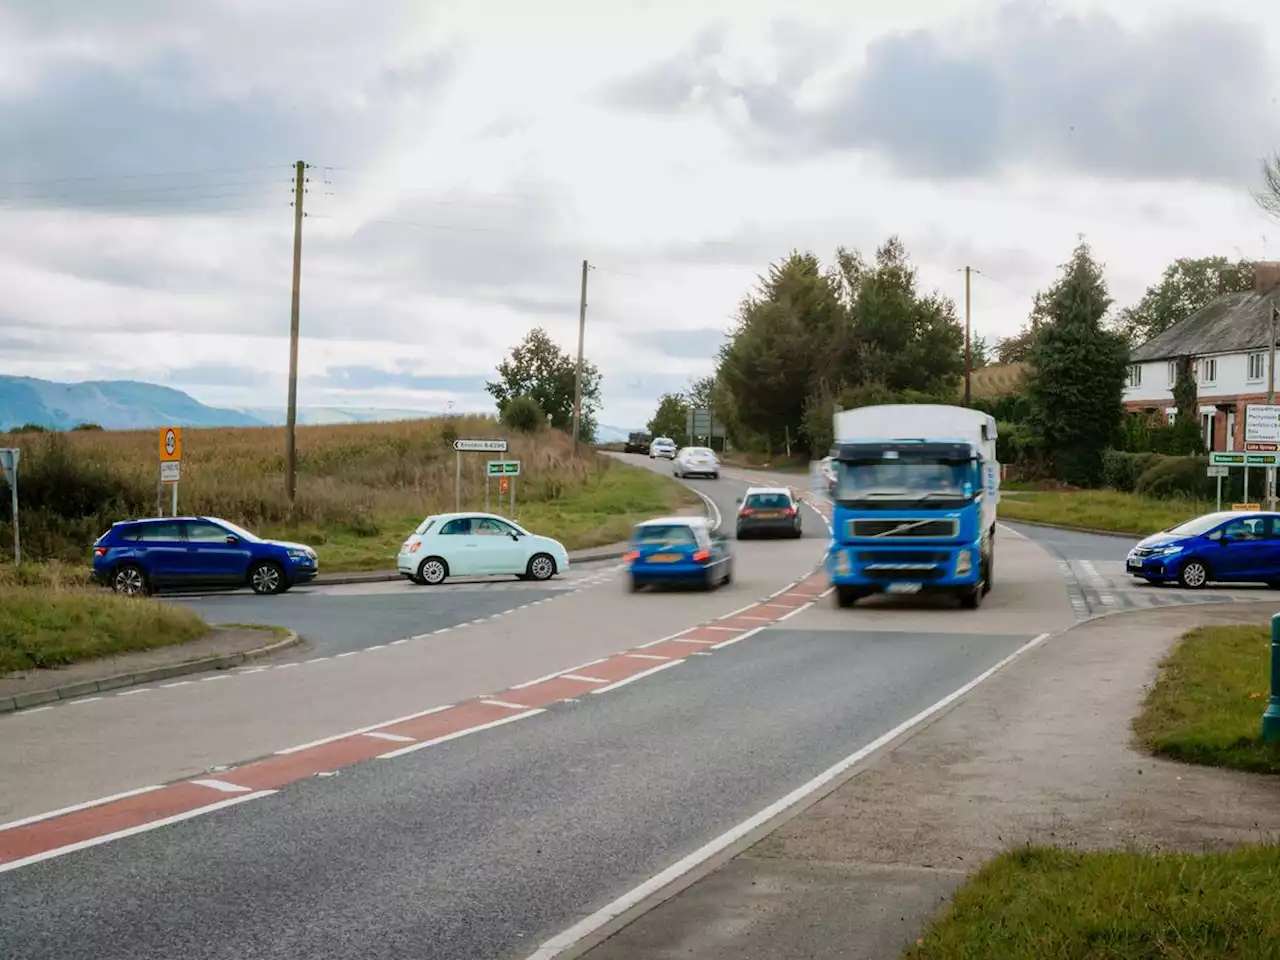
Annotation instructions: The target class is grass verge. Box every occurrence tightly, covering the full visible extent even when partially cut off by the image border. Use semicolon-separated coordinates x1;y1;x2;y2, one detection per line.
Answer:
0;586;209;673
998;489;1209;536
907;844;1280;960
1132;624;1280;775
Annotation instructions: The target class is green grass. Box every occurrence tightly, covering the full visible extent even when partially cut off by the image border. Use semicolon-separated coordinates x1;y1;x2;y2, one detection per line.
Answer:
999;490;1210;536
1133;625;1280;775
0;586;209;672
907;844;1280;960
266;459;700;571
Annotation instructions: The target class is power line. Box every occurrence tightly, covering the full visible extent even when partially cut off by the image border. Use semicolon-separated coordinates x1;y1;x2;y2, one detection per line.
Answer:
0;164;287;187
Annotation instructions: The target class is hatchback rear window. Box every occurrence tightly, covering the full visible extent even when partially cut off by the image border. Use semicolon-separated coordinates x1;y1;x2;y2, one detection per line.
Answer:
633;524;697;546
415;518;436;535
745;493;792;509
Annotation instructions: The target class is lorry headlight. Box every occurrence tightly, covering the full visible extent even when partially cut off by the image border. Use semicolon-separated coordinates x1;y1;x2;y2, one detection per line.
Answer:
835;550;849;575
955;550;972;576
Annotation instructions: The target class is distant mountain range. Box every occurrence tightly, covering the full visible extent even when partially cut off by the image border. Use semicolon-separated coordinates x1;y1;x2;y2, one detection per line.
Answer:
0;376;638;441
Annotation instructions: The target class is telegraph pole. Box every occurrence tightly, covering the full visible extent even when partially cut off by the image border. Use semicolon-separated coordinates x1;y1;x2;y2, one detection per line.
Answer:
285;160;306;505
963;265;972;406
572;259;589;455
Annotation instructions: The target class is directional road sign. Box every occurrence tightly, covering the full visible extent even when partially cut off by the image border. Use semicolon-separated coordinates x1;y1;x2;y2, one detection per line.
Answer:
1246;404;1280;444
454;438;508;453
486;460;521;476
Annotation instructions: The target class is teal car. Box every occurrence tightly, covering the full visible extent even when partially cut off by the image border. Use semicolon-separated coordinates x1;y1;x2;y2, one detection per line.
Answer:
625;516;733;592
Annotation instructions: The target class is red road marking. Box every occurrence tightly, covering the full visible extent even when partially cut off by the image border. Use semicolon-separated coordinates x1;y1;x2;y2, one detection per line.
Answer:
232;737;391;791
637;640;717;660
751;603;794;616
769;593;812;608
507;677;599;708
379;700;515;741
0;782;232;863
715;615;773;629
568;655;676;684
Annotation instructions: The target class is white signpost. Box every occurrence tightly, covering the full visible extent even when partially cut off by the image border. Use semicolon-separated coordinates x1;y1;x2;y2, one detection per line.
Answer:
485;460;521;516
0;448;19;565
453;438;509;511
1246;404;1280;510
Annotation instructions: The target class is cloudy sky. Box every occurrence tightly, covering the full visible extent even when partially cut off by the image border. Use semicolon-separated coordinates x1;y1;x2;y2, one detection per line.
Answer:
1;0;1278;430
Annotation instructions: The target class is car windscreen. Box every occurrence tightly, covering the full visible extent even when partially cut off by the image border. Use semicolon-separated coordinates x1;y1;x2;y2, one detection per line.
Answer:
744;493;791;509
215;520;260;542
633;524;698;546
1165;514;1231;537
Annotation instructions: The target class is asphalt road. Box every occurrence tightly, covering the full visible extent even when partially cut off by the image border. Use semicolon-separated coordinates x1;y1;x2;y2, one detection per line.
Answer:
1002;520;1134;562
0;623;1034;960
164;456;826;660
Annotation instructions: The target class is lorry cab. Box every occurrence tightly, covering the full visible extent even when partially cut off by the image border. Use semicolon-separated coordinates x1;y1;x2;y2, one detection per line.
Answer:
825;405;999;610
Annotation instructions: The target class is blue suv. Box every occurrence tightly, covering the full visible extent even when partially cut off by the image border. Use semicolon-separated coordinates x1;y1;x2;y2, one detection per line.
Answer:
92;517;318;596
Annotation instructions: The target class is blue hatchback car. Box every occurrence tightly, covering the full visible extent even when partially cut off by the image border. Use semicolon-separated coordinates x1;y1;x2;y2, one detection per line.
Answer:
625;516;733;592
92;516;318;596
1127;510;1280;588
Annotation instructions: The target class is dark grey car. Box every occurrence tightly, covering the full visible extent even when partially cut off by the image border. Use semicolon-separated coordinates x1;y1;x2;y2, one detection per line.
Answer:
735;489;802;539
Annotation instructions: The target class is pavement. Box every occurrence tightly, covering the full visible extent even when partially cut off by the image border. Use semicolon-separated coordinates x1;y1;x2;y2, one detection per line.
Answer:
578;601;1280;960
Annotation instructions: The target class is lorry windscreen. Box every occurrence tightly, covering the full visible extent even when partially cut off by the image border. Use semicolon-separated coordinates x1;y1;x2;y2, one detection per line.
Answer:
835;457;977;504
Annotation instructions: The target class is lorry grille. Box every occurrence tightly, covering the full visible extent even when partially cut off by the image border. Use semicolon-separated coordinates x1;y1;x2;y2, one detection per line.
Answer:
857;550;949;565
848;518;959;539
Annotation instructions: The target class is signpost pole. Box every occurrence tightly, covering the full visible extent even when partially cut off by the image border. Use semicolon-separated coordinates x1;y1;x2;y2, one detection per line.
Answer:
9;459;18;567
455;450;461;512
485;473;490;514
172;481;178;517
1245;467;1250;507
1268;304;1278;511
511;475;517;519
1217;474;1222;512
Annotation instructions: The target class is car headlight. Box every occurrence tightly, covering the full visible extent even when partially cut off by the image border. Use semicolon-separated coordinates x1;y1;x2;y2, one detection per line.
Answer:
1155;545;1182;555
287;548;313;561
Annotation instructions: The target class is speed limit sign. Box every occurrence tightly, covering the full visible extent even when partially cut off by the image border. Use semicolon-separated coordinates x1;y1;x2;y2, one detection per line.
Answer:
159;427;182;463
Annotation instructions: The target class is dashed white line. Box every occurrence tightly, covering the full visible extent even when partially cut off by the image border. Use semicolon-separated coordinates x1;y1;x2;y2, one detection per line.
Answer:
0;784;165;833
305;657;330;664
336;651;359;658
362;731;415;743
200;675;227;682
482;699;531;710
561;674;609;684
777;602;814;621
668;637;717;646
117;689;150;697
71;697;104;704
625;653;671;661
710;626;766;650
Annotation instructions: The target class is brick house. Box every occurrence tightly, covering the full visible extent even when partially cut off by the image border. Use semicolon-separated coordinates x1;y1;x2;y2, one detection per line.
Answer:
1123;262;1280;451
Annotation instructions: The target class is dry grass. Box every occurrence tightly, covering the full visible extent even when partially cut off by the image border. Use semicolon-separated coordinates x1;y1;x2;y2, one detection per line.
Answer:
0;417;697;571
963;362;1027;401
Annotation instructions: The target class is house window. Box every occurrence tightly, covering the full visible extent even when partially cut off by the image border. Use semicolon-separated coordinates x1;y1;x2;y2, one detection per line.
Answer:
1249;351;1267;382
1126;364;1142;388
1197;357;1217;385
1167;360;1177;386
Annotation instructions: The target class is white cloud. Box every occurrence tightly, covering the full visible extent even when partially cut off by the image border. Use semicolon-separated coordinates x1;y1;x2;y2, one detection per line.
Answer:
1;0;1279;432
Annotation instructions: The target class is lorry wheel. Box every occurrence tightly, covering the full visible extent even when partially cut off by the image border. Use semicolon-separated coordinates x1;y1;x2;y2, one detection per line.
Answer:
835;585;863;608
982;548;993;596
961;555;987;609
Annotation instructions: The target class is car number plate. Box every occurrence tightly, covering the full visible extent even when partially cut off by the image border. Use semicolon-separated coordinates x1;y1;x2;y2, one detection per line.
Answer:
753;511;779;519
886;582;922;594
648;553;680;562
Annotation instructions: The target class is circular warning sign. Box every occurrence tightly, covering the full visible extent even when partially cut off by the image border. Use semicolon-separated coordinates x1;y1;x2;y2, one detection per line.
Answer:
159;427;182;462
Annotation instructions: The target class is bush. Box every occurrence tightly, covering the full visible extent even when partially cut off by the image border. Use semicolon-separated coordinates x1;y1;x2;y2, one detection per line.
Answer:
1102;449;1141;492
1135;456;1214;500
501;396;545;433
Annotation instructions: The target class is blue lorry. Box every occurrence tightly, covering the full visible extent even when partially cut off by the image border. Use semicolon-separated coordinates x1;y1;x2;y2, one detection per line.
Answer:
822;404;1000;609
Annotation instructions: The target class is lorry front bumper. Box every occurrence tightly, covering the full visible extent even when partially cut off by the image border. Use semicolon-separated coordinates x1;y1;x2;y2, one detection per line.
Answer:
826;542;980;590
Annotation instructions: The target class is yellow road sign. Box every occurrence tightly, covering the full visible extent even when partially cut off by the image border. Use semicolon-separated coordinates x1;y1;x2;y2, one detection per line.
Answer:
160;426;182;463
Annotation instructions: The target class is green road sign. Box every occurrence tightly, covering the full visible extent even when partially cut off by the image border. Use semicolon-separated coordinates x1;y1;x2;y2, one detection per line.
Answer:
486;460;521;476
1247;453;1280;466
1209;452;1246;466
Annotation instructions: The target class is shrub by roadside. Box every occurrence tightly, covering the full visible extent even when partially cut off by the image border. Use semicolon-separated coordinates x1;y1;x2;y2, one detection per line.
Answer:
1133;624;1280;776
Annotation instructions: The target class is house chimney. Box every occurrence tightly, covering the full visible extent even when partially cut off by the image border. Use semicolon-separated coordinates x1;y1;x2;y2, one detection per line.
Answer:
1255;261;1280;296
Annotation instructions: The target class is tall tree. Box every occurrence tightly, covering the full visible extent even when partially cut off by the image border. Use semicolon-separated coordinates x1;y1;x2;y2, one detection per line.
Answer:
1025;240;1129;486
994;291;1053;364
1118;256;1255;345
647;393;689;443
685;375;715;410
969;335;991;369
486;328;601;443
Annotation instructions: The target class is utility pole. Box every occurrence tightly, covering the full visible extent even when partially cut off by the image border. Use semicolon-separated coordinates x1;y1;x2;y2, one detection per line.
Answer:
1269;302;1278;510
963;265;972;406
285;160;306;505
572;259;589;455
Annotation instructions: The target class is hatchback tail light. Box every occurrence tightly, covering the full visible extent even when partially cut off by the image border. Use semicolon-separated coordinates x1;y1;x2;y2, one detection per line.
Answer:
93;546;107;558
782;507;797;517
739;508;754;517
623;550;640;561
693;549;710;563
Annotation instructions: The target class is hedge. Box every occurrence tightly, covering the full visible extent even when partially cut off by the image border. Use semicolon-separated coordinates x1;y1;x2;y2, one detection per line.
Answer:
1104;450;1256;502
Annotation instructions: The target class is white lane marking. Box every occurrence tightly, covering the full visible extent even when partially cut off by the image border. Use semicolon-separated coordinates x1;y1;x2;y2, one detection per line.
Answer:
190;778;251;794
377;709;545;759
274;704;454;755
996;522;1028;540
482;699;530;710
13;705;53;714
71;697;103;704
200;675;227;682
700;626;741;632
365;644;386;651
721;615;772;622
710;626;766;650
777;602;814;621
590;659;684;694
117;689;150;697
275;662;299;669
336;651;359;658
561;674;609;684
159;681;191;689
0;791;276;875
305;657;330;664
720;601;765;619
626;653;671;661
0;784;165;833
362;731;415;743
688;487;723;530
391;638;410;645
668;638;717;646
525;630;1055;960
